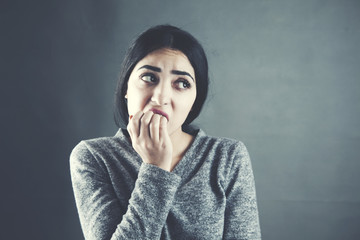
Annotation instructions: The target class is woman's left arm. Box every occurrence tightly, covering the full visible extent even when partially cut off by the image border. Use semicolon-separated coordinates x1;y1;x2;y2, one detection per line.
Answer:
223;142;261;240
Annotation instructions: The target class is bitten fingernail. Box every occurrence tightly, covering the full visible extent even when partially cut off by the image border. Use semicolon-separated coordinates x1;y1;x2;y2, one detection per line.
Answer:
129;115;133;120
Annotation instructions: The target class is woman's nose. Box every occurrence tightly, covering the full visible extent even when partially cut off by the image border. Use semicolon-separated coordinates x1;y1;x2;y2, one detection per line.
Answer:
151;82;171;105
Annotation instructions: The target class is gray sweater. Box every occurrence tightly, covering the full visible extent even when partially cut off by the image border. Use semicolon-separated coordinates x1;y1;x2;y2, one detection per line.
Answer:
70;128;261;240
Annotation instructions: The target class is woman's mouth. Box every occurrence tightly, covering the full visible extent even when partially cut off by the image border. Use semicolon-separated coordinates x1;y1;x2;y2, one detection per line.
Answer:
150;108;169;121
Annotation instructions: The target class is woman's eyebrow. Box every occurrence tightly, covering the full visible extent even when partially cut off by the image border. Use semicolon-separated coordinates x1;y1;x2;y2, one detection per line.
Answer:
138;65;194;82
138;65;161;72
171;70;194;82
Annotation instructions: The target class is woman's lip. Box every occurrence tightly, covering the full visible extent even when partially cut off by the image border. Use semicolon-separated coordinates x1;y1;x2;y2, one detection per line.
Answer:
150;108;169;121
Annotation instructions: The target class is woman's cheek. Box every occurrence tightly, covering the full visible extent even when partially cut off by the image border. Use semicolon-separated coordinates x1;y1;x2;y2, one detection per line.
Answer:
126;95;145;116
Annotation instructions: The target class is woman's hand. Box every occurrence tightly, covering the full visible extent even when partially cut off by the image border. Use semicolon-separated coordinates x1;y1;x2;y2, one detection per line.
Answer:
127;110;173;172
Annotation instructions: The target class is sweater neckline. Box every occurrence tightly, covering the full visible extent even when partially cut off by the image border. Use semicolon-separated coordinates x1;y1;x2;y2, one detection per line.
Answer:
171;128;204;176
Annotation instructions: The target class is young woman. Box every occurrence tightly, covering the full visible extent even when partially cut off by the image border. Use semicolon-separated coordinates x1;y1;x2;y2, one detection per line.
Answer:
70;25;261;240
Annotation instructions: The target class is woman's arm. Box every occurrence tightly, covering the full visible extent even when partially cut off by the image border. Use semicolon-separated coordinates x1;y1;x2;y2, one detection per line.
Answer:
70;141;180;240
223;142;261;240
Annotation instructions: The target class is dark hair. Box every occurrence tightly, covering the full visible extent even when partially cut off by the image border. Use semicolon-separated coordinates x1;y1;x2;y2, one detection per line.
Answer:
114;25;209;128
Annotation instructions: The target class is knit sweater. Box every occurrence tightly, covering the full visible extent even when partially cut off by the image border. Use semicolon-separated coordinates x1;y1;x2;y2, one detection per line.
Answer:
70;128;261;240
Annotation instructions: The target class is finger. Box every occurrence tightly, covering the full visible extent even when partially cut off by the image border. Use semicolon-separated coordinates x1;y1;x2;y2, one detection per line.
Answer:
150;113;161;142
128;111;144;139
139;111;154;140
159;115;169;142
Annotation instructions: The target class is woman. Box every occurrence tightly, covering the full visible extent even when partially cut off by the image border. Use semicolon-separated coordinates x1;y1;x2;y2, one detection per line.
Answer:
70;25;261;240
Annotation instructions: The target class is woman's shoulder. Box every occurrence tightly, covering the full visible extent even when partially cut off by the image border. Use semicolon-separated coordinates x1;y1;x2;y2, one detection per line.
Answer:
186;128;250;172
195;128;247;154
70;129;131;162
189;129;251;181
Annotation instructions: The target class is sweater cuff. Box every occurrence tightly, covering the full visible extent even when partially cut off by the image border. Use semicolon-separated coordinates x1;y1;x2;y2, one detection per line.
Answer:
138;163;181;191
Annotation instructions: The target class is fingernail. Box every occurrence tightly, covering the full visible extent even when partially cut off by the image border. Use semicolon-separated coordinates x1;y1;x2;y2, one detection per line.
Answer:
129;115;133;120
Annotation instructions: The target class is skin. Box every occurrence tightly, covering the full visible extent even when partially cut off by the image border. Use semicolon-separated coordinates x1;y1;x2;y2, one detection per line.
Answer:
126;48;197;172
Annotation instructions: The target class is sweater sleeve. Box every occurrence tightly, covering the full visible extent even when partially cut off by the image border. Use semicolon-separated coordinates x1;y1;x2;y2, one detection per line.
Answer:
223;142;261;240
70;141;181;240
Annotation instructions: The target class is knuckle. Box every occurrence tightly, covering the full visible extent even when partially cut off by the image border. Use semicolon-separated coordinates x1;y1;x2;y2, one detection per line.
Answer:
151;121;159;128
140;116;149;124
135;138;142;146
159;122;165;130
138;140;151;150
145;142;152;149
161;117;167;125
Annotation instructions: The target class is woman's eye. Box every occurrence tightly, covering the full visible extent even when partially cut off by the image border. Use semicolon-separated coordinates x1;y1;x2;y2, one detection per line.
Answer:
141;74;157;83
176;79;191;89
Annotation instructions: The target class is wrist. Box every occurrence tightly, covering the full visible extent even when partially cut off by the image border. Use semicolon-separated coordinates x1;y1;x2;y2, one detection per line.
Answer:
149;161;171;172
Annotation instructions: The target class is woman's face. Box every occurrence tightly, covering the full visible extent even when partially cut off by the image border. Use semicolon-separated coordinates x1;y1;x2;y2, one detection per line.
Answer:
126;48;197;136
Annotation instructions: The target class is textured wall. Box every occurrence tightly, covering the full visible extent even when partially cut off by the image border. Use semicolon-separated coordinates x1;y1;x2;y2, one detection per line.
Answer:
1;0;359;239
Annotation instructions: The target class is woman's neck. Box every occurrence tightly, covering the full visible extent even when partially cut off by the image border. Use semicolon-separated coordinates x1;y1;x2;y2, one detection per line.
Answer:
169;128;194;171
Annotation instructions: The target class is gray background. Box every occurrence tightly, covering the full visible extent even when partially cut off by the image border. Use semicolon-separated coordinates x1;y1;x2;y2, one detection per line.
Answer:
1;0;359;239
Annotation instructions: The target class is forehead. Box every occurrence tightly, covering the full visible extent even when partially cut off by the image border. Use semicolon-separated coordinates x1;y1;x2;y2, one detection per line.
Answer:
136;48;195;75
